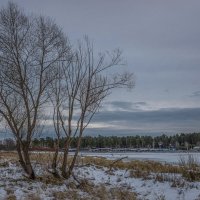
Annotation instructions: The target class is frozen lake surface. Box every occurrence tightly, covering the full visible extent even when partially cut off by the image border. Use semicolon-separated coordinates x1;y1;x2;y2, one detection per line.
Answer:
79;152;200;164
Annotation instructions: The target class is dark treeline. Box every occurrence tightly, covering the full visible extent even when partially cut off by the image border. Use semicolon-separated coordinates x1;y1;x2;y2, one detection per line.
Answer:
0;138;16;150
31;132;200;150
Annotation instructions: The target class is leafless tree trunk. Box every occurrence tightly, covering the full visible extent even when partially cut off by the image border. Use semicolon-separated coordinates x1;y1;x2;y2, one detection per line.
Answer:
49;63;68;176
0;2;70;179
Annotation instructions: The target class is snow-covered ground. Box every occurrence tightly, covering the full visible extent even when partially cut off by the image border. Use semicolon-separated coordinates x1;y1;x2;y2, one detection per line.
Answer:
82;165;200;200
0;157;200;200
79;152;200;164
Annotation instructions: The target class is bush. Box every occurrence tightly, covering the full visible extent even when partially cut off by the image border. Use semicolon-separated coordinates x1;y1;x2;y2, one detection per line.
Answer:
179;154;200;181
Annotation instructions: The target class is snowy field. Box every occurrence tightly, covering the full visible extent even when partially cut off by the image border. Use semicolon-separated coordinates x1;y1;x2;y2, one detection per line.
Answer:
0;158;200;200
79;152;200;164
1;152;200;199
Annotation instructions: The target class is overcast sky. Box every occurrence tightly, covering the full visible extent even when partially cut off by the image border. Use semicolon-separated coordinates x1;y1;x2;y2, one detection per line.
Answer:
0;0;200;136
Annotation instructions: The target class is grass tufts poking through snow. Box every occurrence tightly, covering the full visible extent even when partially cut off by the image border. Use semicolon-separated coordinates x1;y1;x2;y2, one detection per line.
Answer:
0;151;200;200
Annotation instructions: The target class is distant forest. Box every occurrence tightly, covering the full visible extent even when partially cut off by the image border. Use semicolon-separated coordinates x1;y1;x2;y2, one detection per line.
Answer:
1;132;200;151
30;132;200;150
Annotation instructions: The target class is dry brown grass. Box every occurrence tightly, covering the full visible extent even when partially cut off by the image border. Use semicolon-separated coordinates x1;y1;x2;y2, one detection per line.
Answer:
2;151;200;183
25;194;41;200
37;174;65;185
129;168;150;179
88;184;137;200
52;190;81;200
72;181;137;200
52;181;137;200
5;188;16;200
82;156;182;174
6;195;16;200
1;151;178;174
0;151;18;161
0;151;70;168
179;154;200;181
0;161;9;167
53;189;137;200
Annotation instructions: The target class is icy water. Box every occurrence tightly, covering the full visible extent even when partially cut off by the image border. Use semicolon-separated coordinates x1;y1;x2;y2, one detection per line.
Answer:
79;152;200;164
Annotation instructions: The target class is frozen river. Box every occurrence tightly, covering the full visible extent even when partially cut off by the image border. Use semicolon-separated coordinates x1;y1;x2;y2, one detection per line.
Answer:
79;151;200;164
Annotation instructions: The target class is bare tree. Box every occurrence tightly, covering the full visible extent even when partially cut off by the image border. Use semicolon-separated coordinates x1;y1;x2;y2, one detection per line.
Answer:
49;63;67;176
51;37;134;178
0;2;70;179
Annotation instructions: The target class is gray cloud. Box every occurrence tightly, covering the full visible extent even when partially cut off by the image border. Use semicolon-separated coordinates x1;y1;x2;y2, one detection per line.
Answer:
2;107;199;138
190;91;200;98
133;102;148;109
0;1;199;136
105;101;148;111
93;108;200;124
1;1;199;87
87;107;200;135
106;101;133;110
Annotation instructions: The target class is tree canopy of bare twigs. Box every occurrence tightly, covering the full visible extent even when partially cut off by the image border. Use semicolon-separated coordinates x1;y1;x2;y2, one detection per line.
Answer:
0;2;70;179
50;37;134;178
0;2;134;180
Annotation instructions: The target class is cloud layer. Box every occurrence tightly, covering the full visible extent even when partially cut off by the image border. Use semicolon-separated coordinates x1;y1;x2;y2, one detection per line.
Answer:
85;102;200;135
0;1;199;137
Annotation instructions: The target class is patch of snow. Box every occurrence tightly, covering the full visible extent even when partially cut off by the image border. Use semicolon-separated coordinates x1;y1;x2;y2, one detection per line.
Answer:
74;165;200;200
0;158;200;199
0;188;6;199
